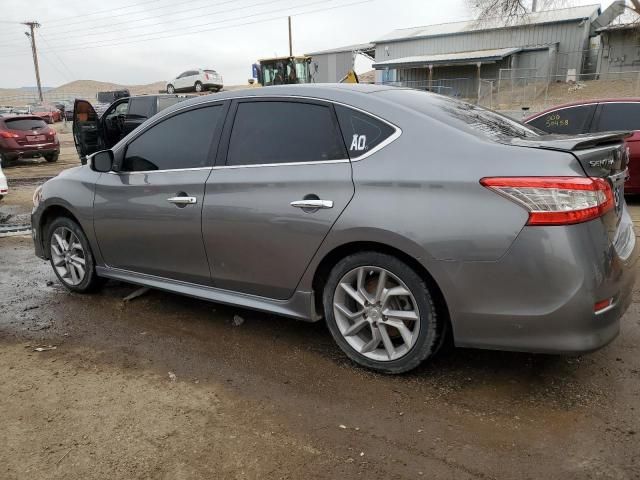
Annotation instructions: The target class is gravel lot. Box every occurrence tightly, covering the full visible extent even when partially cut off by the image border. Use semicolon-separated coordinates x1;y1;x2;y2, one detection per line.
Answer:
1;124;639;479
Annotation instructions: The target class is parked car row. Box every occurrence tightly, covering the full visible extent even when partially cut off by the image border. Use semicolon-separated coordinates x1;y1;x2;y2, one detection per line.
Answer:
33;84;638;374
0;103;66;123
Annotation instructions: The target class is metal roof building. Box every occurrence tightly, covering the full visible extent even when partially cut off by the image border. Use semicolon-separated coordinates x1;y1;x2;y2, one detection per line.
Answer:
372;3;625;100
306;43;375;83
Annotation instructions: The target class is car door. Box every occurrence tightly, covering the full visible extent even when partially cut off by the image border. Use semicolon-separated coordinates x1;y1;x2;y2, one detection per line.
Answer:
72;99;101;160
525;104;597;135
122;96;155;137
202;98;354;300
590;101;640;194
93;101;228;284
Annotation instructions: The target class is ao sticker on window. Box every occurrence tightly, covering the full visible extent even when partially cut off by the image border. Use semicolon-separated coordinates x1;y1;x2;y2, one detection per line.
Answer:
335;105;395;159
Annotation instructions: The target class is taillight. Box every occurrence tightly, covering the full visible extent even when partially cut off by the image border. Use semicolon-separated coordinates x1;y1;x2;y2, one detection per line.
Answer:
205;73;210;80
480;177;614;226
0;130;19;139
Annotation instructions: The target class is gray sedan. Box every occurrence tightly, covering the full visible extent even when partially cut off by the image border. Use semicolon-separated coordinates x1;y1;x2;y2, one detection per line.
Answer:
31;84;638;373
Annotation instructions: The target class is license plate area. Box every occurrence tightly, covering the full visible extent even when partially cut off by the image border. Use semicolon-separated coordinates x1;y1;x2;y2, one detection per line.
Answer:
26;135;45;142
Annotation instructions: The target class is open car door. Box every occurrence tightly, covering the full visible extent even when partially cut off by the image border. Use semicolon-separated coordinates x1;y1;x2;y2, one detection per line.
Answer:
72;99;101;165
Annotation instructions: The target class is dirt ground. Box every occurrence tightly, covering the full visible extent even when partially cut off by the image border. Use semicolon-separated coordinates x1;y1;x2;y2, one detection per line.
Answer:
1;126;640;479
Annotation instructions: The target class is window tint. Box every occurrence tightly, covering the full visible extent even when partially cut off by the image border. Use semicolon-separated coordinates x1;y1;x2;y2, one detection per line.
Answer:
226;101;346;166
594;103;640;132
527;105;595;135
335;105;396;158
122;105;223;172
158;96;187;112
127;97;155;120
4;118;47;130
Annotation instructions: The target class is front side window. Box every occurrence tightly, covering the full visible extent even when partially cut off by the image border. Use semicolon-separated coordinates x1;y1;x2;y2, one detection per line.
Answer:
226;101;347;166
335;105;396;159
594;102;640;132
122;105;223;172
527;105;596;135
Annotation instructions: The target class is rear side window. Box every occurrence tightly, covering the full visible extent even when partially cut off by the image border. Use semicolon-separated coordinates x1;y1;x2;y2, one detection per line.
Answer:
335;105;396;159
127;97;155;120
594;103;640;132
122;105;223;172
527;105;595;135
226;101;347;166
157;96;187;112
4;118;47;130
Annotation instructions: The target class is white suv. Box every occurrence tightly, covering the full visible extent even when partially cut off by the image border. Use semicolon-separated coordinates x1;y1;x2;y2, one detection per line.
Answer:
166;69;223;94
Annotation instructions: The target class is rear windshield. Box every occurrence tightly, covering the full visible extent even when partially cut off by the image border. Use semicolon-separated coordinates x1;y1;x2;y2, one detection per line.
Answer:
204;70;218;74
4;118;47;130
379;89;541;141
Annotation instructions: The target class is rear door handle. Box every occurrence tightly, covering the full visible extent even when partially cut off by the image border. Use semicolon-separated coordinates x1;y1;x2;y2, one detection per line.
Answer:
167;196;197;205
290;199;333;209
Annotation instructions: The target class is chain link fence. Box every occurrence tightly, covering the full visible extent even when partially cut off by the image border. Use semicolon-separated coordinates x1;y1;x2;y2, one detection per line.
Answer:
0;91;94;107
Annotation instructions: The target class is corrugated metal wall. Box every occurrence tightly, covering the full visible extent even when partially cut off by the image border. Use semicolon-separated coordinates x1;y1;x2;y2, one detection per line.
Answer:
310;51;354;82
375;20;591;76
598;29;640;75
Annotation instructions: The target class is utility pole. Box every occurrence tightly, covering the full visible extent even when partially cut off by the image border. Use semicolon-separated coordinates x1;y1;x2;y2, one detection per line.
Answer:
531;0;538;12
23;21;43;102
288;16;293;57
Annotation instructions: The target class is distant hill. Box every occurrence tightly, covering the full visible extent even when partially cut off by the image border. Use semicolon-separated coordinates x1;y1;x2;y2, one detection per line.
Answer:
0;79;166;105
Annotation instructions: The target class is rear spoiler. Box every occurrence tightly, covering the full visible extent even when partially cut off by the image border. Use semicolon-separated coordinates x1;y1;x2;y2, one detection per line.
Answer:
511;131;632;151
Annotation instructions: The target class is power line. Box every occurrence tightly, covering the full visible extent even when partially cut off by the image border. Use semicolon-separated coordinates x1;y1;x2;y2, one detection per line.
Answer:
0;0;371;58
35;0;345;52
38;32;76;80
38;0;283;44
42;0;163;25
43;0;205;32
0;0;275;48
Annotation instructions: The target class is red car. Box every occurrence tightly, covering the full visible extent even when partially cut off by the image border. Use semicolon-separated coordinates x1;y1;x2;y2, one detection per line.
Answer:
0;115;60;164
524;99;640;194
30;104;62;124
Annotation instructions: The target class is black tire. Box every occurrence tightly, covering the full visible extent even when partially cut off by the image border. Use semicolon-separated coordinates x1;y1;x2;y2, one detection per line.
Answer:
45;153;58;163
194;81;203;92
46;216;104;293
323;251;440;374
167;84;175;94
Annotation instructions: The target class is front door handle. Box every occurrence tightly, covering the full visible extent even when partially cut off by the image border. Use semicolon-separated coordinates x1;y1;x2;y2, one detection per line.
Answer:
290;199;333;209
167;196;197;205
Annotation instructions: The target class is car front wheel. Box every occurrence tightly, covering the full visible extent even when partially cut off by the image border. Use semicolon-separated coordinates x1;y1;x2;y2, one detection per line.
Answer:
323;251;441;374
47;216;104;293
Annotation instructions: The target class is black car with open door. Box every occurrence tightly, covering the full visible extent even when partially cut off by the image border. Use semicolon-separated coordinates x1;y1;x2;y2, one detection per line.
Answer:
72;94;196;164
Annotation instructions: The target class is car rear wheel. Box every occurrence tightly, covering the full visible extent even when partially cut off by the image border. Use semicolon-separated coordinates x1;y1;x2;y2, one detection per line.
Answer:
47;217;104;293
194;81;203;92
323;251;440;374
45;153;58;163
167;84;175;94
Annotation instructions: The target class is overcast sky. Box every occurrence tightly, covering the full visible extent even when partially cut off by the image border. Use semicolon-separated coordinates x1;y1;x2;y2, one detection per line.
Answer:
0;0;617;88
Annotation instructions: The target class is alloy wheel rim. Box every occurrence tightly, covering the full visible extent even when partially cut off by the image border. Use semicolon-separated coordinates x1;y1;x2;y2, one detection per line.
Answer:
50;226;86;286
333;266;420;362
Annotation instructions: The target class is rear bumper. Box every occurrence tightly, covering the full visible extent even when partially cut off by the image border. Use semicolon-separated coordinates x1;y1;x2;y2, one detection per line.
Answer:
439;207;638;354
203;82;223;90
1;144;59;161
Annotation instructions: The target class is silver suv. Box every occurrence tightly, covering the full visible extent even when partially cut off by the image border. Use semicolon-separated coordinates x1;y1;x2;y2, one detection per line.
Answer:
31;84;638;373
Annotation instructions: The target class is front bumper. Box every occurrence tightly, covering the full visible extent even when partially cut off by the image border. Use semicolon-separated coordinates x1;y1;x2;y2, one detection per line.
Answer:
31;206;46;259
439;207;638;354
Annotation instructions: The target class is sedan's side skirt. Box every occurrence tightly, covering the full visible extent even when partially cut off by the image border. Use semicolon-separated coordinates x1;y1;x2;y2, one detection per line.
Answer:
95;266;318;322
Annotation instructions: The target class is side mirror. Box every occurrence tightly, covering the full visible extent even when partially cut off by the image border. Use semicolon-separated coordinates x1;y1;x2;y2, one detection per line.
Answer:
90;150;114;173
